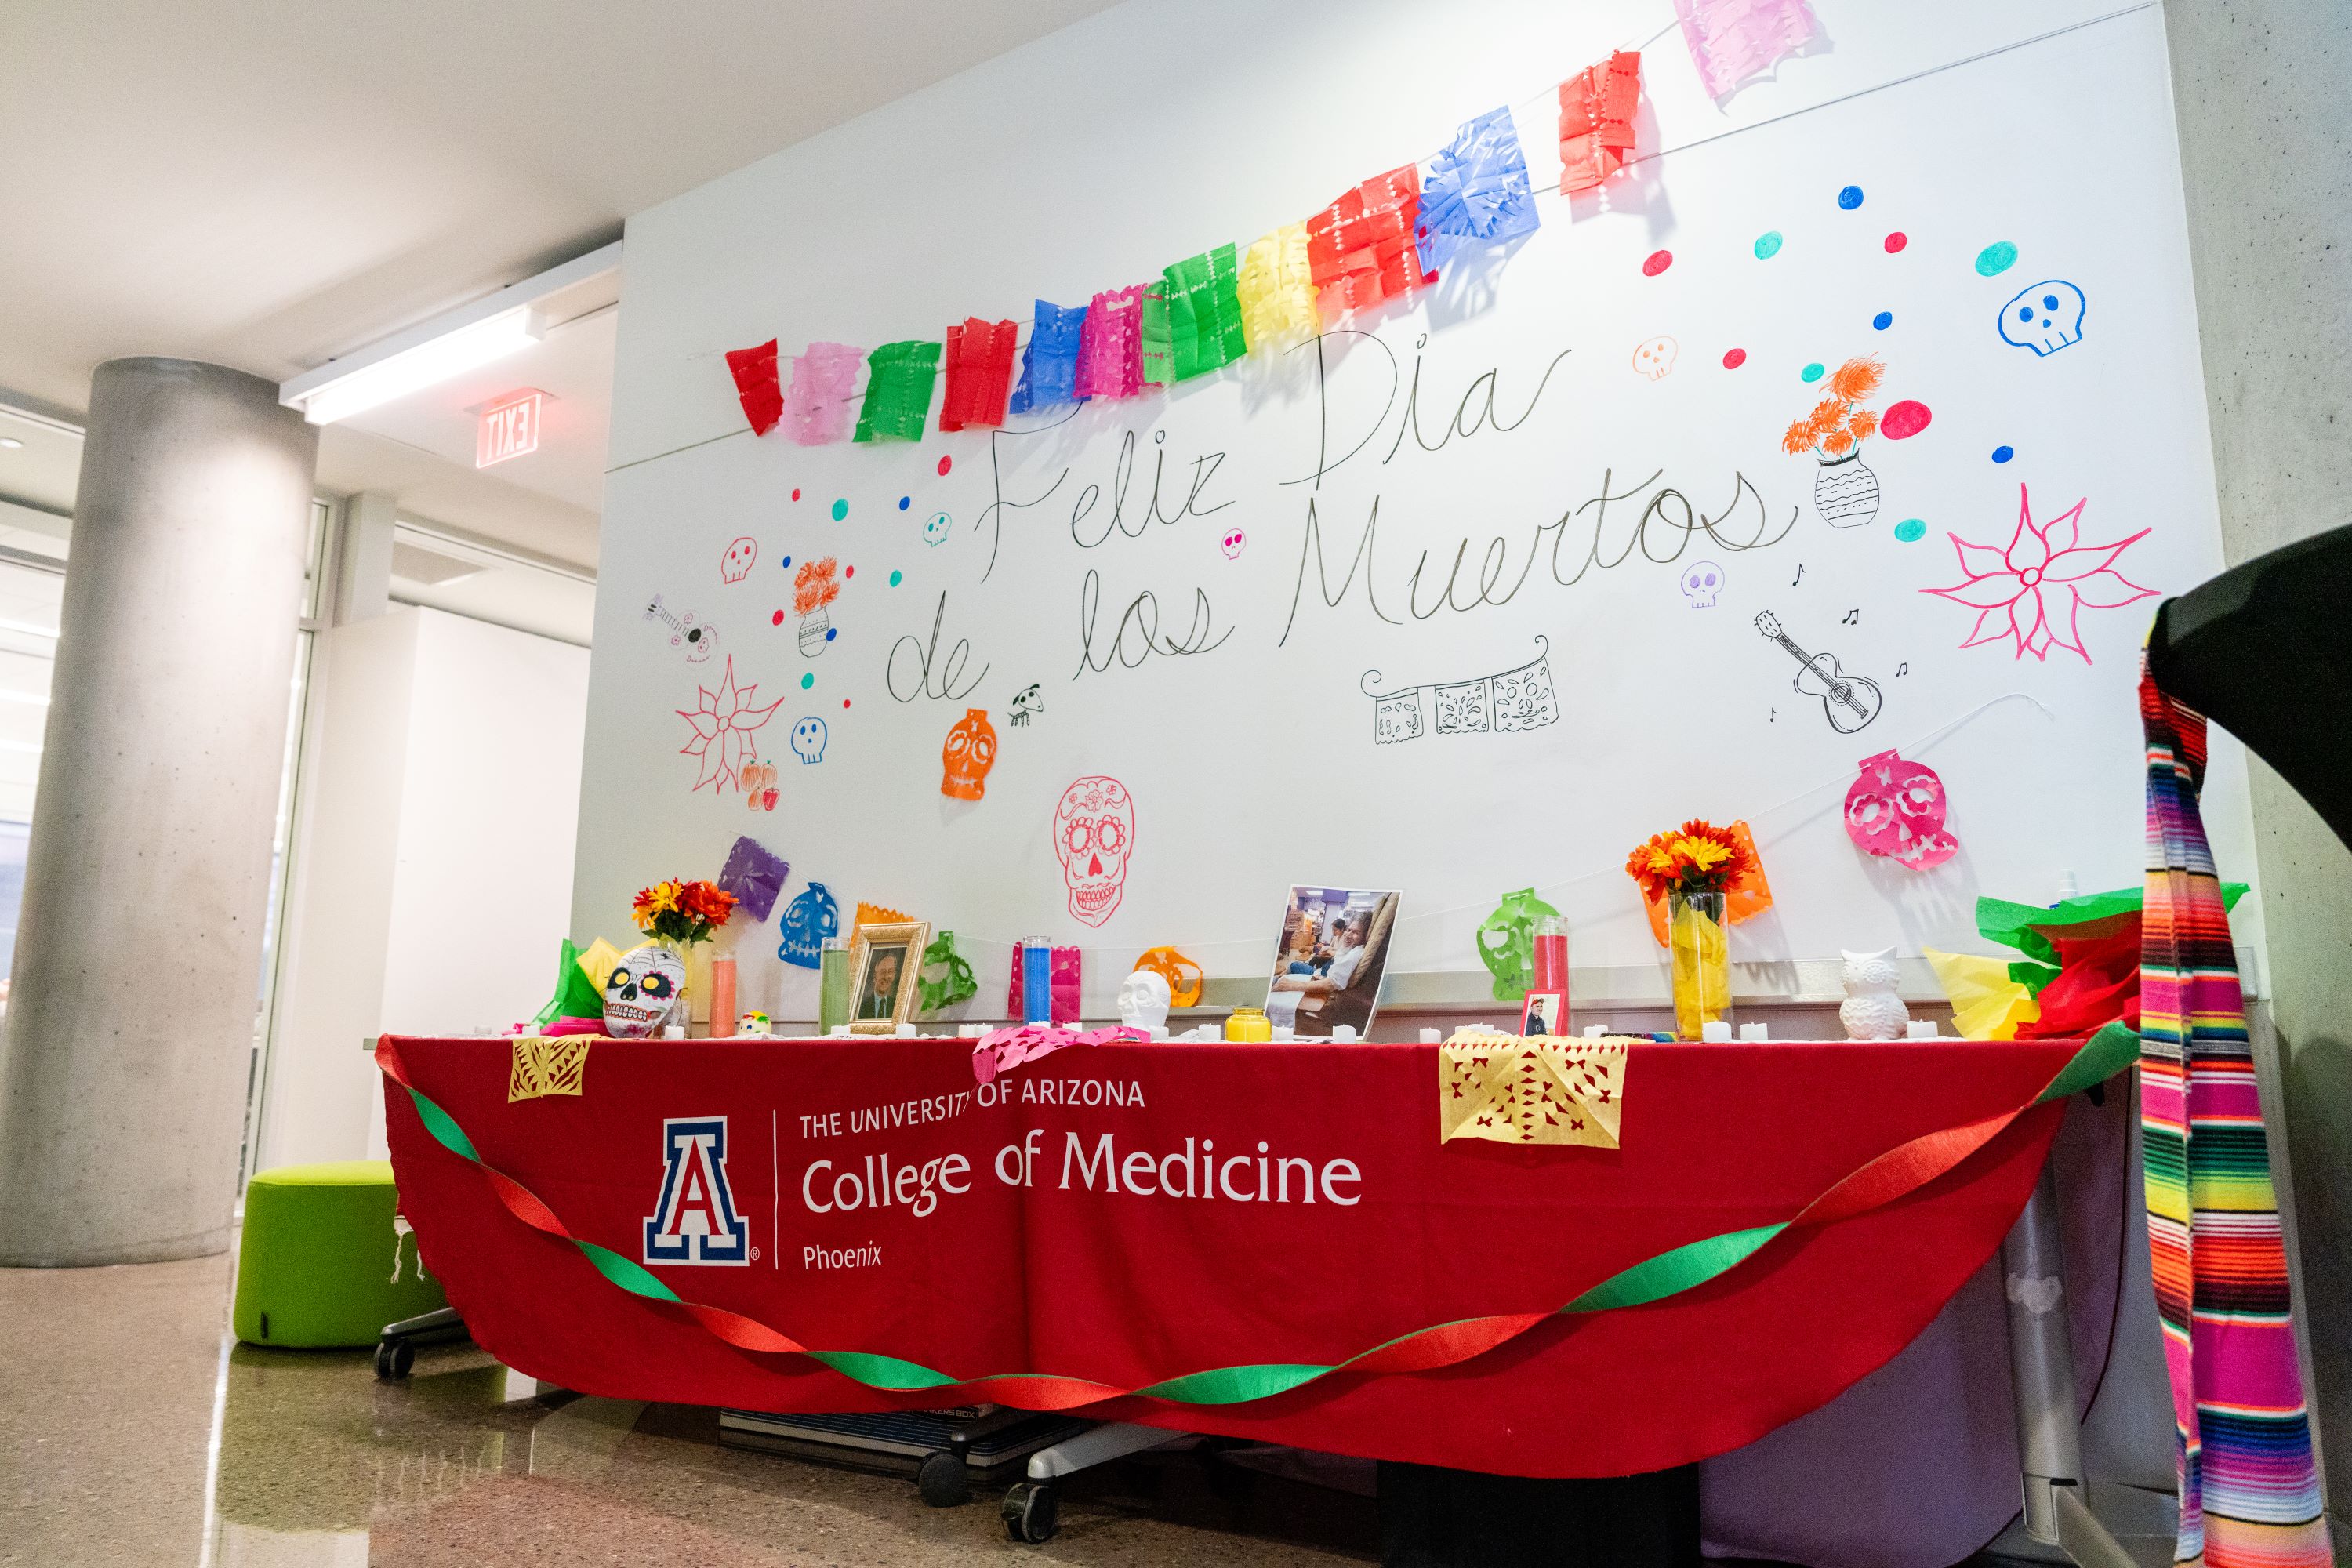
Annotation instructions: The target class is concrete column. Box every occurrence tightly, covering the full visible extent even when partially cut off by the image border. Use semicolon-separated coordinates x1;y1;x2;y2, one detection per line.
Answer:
2164;0;2352;1546
0;358;317;1265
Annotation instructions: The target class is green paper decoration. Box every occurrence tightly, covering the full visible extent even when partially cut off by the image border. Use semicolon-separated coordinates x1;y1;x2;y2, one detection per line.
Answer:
1976;882;2248;991
1139;283;1173;387
1475;887;1561;1002
916;929;978;1016
1165;245;1247;380
853;340;942;442
534;938;604;1026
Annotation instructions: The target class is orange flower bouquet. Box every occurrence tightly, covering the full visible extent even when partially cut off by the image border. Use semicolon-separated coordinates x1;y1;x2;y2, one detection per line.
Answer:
1626;820;1751;1038
1783;356;1886;528
631;878;737;949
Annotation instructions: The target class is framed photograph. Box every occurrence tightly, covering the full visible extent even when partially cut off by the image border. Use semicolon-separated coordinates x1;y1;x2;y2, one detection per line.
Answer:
848;920;930;1035
1519;990;1566;1038
1265;886;1403;1039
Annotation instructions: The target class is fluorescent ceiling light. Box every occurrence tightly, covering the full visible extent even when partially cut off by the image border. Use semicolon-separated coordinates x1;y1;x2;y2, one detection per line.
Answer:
0;437;22;450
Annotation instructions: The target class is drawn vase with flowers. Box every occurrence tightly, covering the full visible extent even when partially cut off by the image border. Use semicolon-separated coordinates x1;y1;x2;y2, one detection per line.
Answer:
629;877;738;1031
1784;358;1886;529
1626;820;1754;1039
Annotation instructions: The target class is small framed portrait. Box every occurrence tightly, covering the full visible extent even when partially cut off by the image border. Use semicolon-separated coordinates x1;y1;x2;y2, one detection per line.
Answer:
1265;886;1403;1039
848;920;930;1035
1520;990;1566;1038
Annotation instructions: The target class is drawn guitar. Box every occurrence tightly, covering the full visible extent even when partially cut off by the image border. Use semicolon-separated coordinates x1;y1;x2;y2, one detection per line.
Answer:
1754;611;1883;733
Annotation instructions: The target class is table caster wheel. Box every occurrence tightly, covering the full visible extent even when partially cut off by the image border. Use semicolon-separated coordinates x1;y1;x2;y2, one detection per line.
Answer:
917;1450;969;1507
373;1339;414;1381
1001;1479;1058;1543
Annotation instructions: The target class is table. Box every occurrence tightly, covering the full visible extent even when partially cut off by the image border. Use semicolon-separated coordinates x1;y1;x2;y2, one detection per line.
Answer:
378;1030;2126;1482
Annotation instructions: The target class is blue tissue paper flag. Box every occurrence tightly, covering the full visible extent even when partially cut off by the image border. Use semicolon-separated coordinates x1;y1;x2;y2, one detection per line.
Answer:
1417;107;1541;274
1009;299;1090;415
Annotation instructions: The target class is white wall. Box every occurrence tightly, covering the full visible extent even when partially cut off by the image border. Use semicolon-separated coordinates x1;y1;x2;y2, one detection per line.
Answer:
256;606;588;1170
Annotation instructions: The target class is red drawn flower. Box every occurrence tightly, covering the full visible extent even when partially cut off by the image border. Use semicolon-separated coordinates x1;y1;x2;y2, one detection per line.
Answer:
1922;485;2155;662
677;656;785;792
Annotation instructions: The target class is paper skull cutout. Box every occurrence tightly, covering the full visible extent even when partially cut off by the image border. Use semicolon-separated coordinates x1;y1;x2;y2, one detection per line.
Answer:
924;510;953;547
790;715;827;764
1843;749;1958;869
1117;967;1171;1033
1053;775;1134;927
1998;280;2086;356
777;880;839;968
1632;336;1679;380
940;707;996;800
1679;561;1723;608
720;536;759;583
604;942;684;1037
1221;527;1247;559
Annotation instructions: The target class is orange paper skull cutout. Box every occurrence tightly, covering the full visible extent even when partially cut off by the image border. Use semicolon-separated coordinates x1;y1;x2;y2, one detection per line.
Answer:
940;707;997;800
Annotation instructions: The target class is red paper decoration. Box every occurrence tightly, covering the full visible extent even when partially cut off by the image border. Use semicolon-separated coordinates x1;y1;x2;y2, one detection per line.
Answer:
1558;51;1642;194
939;317;1019;432
1305;165;1433;321
1843;749;1958;869
723;339;783;436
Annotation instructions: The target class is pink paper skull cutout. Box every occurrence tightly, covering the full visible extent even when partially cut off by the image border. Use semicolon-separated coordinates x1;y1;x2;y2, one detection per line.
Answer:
720;536;758;583
1843;749;1958;869
1053;775;1134;927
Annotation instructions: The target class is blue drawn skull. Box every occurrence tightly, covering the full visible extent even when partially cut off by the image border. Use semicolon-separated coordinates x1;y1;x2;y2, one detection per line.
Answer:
791;715;827;764
1998;280;2086;356
778;880;839;969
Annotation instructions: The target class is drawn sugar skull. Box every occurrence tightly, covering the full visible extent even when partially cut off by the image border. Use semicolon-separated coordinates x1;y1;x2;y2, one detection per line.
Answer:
1843;749;1958;869
777;880;839;968
923;510;953;547
1998;280;2086;356
1053;775;1134;928
940;707;996;800
1220;527;1247;560
1632;336;1679;380
720;536;758;583
603;942;684;1037
790;715;827;764
1680;561;1724;608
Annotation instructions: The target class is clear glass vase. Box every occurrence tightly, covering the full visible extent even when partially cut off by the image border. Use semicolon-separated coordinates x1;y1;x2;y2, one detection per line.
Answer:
1668;888;1732;1039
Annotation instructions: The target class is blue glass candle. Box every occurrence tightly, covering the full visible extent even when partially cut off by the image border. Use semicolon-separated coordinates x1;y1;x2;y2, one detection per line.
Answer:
1020;937;1053;1025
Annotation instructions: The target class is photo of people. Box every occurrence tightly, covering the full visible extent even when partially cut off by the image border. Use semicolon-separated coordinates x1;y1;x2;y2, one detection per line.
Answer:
1265;886;1403;1038
850;937;918;1029
1521;990;1564;1037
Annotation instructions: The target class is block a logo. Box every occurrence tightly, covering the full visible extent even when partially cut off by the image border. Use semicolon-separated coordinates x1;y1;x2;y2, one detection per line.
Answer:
643;1116;750;1265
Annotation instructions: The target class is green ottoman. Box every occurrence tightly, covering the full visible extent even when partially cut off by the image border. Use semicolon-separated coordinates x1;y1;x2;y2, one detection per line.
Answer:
233;1160;446;1348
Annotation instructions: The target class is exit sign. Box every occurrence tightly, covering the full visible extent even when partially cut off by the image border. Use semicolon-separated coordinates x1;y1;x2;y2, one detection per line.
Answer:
475;390;544;467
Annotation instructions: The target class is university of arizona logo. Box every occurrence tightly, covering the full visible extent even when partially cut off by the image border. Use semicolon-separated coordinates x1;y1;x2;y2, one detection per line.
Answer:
642;1116;750;1265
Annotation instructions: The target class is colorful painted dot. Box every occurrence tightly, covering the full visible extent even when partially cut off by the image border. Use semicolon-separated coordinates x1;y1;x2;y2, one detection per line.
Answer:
792;488;802;501
1642;249;1673;277
1722;347;1748;369
1893;518;1926;543
1754;231;1784;260
1992;445;2016;463
830;499;848;521
1801;362;1825;383
1882;400;1933;440
937;455;952;477
1838;184;1864;210
800;673;815;690
825;627;836;641
898;496;910;510
1884;232;1907;253
771;609;785;626
844;564;855;579
1872;311;1893;331
843;699;851;709
1976;241;2019;278
888;569;902;586
781;554;793;568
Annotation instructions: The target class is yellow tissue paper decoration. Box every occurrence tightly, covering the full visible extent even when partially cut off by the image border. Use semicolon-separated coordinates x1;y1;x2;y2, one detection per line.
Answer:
1440;1029;1631;1147
508;1036;593;1103
575;938;625;995
1923;949;2040;1040
1238;224;1320;352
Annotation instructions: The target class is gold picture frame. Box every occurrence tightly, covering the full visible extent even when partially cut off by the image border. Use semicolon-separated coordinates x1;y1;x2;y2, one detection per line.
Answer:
847;920;930;1035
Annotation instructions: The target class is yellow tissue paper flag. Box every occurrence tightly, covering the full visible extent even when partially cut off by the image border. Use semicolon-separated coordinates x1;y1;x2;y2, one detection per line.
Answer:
1924;948;2040;1040
1238;224;1319;353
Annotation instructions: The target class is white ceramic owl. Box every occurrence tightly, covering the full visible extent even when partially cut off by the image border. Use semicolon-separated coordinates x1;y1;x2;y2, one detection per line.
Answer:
1838;947;1910;1041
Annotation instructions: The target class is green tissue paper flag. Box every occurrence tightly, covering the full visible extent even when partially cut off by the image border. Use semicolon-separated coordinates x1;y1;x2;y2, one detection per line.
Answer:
854;340;942;442
535;939;605;1025
1166;245;1247;380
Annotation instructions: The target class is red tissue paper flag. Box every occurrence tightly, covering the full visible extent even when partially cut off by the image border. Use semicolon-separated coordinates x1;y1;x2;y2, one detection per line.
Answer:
1558;50;1642;194
939;317;1019;432
723;339;783;436
1305;165;1432;322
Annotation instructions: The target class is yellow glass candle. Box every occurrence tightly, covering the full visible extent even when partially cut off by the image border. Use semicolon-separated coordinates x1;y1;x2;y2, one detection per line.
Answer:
1224;1007;1273;1043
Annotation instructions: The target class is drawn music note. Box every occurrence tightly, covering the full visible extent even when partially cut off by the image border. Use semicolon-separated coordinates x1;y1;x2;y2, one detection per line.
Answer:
1841;608;1860;626
1896;662;1909;677
1791;564;1805;586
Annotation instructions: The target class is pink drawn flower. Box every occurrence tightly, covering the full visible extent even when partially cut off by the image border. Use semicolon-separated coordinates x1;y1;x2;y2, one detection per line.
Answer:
677;656;784;792
1922;485;2155;662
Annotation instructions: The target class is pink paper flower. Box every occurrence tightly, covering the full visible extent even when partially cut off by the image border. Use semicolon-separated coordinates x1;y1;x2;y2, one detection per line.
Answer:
1922;486;2155;662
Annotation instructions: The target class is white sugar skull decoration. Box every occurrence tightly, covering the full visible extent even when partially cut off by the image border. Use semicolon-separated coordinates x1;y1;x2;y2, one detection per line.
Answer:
1053;775;1134;928
604;942;685;1037
720;536;758;583
1632;336;1679;380
1998;280;2086;356
1679;561;1723;608
1116;967;1171;1033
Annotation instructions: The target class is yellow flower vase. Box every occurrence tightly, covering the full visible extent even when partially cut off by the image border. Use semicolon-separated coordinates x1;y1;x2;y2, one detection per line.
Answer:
1668;889;1733;1039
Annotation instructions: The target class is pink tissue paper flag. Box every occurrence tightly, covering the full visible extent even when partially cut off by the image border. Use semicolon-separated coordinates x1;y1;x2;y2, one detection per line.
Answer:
1076;285;1146;400
1673;0;1817;100
724;339;782;436
782;342;865;446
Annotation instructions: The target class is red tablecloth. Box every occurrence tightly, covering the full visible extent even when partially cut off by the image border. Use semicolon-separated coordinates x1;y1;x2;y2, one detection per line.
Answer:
382;1033;2096;1478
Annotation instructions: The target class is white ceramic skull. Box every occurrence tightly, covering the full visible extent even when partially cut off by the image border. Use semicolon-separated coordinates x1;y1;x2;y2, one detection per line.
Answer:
1053;775;1134;927
1221;527;1247;559
720;536;758;583
604;942;685;1037
1680;561;1723;608
1998;280;2086;356
1632;336;1679;380
790;715;827;764
924;511;953;547
1838;946;1910;1040
1117;967;1171;1033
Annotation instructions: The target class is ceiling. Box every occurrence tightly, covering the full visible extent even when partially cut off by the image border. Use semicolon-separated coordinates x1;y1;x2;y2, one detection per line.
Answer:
0;0;1121;564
